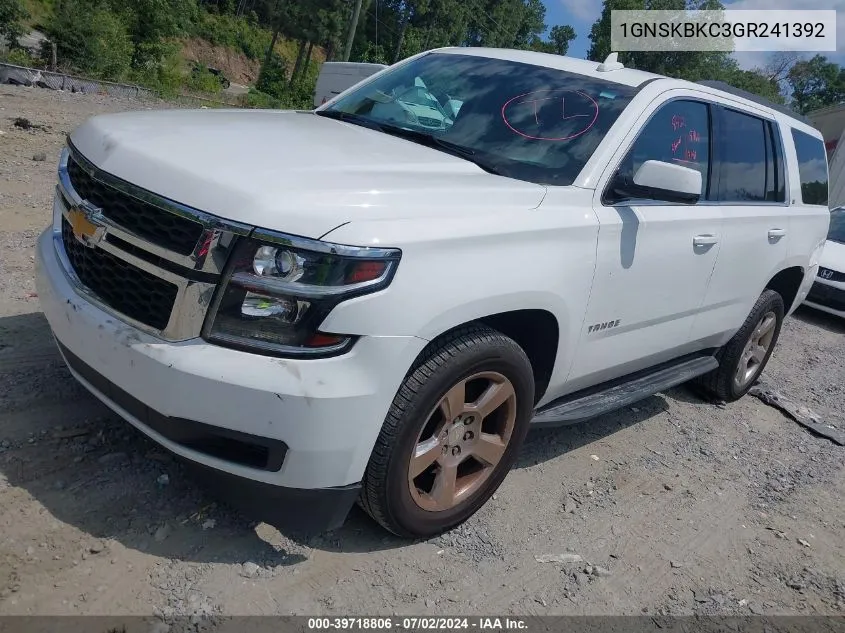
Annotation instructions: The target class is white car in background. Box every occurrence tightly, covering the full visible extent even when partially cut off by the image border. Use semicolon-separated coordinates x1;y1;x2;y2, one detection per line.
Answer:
804;207;845;318
313;61;388;108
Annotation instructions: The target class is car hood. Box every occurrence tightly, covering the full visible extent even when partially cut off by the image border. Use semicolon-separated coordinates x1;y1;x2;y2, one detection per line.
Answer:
820;239;845;272
69;109;547;239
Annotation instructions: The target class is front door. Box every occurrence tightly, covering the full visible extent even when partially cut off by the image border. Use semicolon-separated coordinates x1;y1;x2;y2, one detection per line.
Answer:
566;97;723;393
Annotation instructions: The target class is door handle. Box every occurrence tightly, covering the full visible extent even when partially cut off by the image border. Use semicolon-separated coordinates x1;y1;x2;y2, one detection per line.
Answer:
768;228;786;239
693;234;719;247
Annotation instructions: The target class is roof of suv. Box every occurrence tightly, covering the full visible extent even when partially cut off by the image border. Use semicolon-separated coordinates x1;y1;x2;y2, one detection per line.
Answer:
435;47;815;133
435;47;662;87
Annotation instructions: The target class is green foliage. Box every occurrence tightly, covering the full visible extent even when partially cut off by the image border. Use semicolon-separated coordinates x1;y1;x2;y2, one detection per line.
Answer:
186;63;223;93
120;0;197;67
2;46;32;65
128;41;184;94
255;50;286;97
728;69;785;105
359;42;388;65
547;24;575;56
530;24;576;55
787;55;845;115
194;10;269;59
245;87;283;109
48;0;133;80
0;0;29;47
21;0;55;26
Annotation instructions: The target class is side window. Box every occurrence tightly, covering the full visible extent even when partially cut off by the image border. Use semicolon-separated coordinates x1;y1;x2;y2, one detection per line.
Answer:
609;99;711;201
791;128;829;206
718;109;769;202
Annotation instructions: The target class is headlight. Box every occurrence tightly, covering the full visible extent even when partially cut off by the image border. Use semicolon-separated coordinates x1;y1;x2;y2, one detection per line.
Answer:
202;229;401;357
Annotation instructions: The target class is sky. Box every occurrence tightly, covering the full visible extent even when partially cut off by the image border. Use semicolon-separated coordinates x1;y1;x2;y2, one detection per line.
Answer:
543;0;845;69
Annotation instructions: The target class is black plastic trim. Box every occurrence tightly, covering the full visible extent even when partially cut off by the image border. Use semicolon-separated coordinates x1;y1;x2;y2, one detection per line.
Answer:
183;460;361;533
696;80;811;125
56;340;287;472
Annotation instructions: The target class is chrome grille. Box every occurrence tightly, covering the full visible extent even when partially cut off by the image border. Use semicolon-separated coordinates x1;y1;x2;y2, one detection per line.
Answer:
53;144;252;341
61;217;178;330
66;155;204;255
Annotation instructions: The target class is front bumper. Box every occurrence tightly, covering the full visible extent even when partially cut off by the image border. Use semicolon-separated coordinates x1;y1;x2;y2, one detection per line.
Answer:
35;227;427;531
804;277;845;318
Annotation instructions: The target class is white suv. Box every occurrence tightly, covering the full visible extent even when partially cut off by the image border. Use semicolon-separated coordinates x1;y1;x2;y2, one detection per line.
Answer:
35;48;830;538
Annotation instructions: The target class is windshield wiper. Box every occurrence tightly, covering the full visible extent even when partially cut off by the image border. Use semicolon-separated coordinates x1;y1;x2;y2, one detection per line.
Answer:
374;123;504;175
314;110;386;132
316;111;503;176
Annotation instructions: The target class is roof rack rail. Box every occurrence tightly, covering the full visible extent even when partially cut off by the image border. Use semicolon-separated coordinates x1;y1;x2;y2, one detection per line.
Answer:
695;80;810;125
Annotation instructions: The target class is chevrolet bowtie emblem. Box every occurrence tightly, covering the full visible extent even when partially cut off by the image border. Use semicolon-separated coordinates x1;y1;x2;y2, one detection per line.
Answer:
67;205;106;247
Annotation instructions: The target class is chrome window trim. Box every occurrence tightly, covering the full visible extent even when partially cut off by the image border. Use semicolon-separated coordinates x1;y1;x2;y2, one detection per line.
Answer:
60;145;252;275
600;95;791;209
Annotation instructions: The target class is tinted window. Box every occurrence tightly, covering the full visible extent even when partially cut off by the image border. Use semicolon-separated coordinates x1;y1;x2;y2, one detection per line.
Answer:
324;52;636;186
719;109;768;202
609;99;710;200
791;129;829;206
767;122;786;202
829;207;845;244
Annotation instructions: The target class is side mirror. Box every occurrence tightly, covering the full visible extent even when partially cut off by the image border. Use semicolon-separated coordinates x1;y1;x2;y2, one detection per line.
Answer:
610;160;702;205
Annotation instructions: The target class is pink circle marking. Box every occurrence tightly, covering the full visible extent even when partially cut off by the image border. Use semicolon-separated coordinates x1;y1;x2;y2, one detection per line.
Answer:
501;89;599;142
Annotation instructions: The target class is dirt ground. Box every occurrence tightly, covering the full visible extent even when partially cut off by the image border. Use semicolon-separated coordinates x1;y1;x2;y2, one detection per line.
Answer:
0;83;844;620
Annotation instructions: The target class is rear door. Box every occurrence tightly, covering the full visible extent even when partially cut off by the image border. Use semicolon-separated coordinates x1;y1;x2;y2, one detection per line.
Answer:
565;96;723;392
692;105;790;341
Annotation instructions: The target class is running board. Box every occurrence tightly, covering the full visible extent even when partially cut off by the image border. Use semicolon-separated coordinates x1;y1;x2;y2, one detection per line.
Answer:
530;356;719;428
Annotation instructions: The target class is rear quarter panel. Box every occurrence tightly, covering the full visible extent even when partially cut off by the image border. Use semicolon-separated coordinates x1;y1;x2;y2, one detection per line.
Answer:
781;116;831;313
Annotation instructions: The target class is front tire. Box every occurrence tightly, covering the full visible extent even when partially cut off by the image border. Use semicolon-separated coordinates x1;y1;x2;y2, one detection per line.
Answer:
359;325;534;538
696;289;785;402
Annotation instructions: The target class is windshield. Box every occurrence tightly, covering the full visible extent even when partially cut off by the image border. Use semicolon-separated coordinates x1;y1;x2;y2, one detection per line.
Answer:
829;207;845;243
322;52;637;186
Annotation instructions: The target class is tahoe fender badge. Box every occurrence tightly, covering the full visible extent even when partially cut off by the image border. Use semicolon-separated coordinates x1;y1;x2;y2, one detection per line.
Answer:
588;319;621;334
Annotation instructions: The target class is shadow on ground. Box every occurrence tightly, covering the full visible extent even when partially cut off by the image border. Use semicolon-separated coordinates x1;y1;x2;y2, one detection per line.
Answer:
792;305;845;335
0;311;689;562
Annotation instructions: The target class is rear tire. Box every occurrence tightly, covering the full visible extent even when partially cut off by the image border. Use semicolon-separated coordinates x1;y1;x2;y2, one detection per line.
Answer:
695;289;784;402
359;325;534;539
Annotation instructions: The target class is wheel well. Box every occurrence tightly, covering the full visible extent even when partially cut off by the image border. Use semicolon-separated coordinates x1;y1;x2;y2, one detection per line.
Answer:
477;310;559;404
765;267;805;311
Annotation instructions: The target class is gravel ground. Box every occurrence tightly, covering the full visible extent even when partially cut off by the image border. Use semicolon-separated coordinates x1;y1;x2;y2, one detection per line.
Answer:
0;83;844;620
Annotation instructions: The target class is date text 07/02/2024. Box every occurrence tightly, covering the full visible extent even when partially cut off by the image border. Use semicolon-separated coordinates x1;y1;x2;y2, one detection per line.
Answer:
307;618;529;631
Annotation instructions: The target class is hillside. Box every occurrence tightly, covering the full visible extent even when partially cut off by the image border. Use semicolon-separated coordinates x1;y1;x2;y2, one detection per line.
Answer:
7;0;330;108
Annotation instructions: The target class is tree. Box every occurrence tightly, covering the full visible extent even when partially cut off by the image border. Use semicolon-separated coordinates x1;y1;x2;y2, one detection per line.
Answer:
531;24;576;55
587;0;791;103
548;24;575;55
343;0;363;61
0;0;29;50
726;68;784;104
49;0;134;80
787;55;845;115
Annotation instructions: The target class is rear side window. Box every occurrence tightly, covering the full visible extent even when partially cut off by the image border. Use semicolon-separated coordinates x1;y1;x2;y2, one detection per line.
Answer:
791;129;829;206
718;109;770;202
